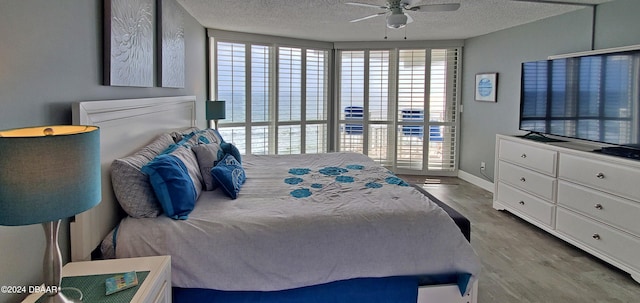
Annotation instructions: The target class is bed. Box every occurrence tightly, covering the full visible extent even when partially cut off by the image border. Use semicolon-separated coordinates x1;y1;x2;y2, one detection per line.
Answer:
70;96;480;303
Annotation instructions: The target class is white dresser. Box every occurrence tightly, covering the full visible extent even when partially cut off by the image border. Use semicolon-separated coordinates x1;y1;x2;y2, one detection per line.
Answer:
494;134;640;283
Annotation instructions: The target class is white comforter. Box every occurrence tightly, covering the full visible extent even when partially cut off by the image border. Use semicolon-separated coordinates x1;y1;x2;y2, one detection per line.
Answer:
115;152;480;293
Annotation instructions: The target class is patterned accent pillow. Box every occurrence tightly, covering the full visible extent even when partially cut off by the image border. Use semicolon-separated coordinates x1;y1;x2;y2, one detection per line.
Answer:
182;128;224;148
142;146;203;219
169;127;201;143
200;128;224;144
220;142;242;164
110;133;175;218
192;142;222;191
211;154;246;199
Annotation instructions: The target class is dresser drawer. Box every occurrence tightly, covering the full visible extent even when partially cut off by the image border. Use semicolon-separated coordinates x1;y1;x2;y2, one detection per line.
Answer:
498;139;557;176
557;181;640;236
497;182;555;227
556;208;640;271
559;153;640;201
498;161;556;201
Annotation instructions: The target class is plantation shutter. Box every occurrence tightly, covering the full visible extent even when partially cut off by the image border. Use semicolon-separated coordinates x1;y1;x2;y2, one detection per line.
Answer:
337;47;460;174
212;33;330;156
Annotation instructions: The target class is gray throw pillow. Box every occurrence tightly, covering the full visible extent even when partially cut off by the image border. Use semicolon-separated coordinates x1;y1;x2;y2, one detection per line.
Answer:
192;143;222;190
110;133;175;218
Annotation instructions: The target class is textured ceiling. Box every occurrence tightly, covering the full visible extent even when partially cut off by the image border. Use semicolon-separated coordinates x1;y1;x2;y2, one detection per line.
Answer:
177;0;613;42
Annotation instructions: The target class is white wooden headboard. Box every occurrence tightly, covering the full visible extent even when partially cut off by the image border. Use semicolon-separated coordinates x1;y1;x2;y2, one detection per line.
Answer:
70;96;197;261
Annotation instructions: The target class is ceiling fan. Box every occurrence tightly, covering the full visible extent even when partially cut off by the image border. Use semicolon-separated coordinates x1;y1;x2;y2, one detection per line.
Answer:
347;0;461;29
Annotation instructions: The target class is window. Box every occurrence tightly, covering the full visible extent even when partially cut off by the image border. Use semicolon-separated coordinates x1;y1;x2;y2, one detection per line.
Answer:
210;30;460;175
338;48;460;174
212;37;330;155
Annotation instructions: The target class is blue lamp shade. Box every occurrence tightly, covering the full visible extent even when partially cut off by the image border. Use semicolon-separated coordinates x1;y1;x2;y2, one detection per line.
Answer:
206;101;226;120
0;125;101;226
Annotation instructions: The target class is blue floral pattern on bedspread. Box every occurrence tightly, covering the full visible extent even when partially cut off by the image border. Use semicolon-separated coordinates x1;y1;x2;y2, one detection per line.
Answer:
335;175;354;183
284;177;304;185
290;188;312;198
385;176;410;187
285;163;410;198
288;168;311;175
318;167;348;176
365;182;383;189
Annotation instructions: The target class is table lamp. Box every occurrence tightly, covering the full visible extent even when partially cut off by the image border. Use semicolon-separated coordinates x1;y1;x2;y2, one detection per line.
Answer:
0;125;101;303
206;100;226;129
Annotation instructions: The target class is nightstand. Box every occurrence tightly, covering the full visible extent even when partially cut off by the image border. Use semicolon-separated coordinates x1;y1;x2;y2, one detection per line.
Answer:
22;256;171;303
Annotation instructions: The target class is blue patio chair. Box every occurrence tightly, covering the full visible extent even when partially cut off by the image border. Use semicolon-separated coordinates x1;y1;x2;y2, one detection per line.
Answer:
344;106;364;135
401;109;424;138
429;125;443;142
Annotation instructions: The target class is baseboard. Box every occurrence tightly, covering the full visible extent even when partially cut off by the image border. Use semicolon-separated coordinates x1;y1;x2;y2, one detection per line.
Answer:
457;170;494;193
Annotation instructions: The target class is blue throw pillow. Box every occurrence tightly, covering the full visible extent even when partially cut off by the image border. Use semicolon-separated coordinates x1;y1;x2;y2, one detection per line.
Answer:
211;154;246;199
141;147;201;219
220;142;242;164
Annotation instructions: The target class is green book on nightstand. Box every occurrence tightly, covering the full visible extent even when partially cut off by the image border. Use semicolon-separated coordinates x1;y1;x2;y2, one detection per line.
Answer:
35;271;149;303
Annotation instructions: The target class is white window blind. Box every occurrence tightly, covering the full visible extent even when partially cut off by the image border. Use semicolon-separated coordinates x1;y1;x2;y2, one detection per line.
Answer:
251;45;270;123
337;48;460;174
368;51;393;166
250;45;271;155
428;49;458;172
306;49;327;121
278;47;302;122
397;49;426;171
213;38;329;155
306;49;328;154
217;42;246;124
338;51;365;154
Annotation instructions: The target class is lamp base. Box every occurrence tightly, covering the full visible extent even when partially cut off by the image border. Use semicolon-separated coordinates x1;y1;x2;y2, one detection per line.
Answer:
42;221;79;303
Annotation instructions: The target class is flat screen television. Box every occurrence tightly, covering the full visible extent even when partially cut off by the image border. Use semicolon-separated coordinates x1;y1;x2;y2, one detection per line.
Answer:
519;49;640;154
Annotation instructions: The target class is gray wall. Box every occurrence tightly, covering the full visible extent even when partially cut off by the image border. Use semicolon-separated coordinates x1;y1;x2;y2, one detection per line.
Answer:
459;0;640;183
0;1;206;302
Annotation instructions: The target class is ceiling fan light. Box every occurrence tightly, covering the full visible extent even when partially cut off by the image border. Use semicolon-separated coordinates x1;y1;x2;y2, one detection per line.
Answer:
386;14;407;29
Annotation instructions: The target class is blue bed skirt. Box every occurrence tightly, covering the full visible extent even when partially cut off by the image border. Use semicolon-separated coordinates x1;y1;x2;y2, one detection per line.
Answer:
173;276;419;303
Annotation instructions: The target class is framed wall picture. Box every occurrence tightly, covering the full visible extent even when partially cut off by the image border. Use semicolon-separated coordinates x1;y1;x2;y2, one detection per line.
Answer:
475;72;498;102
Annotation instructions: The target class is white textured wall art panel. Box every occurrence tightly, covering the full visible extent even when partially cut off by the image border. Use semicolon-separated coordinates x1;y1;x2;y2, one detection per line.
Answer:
159;0;185;88
104;0;154;87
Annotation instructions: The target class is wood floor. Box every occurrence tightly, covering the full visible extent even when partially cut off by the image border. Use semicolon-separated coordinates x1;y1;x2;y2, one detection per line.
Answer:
401;175;640;303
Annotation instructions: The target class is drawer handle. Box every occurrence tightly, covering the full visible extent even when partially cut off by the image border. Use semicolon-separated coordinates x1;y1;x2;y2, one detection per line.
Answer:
519;201;525;205
521;153;527;158
520;177;526;182
596;172;605;179
592;233;601;240
594;203;603;210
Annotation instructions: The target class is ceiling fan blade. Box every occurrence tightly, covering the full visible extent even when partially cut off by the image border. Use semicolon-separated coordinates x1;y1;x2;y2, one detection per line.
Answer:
407;3;461;12
405;13;414;24
350;12;387;23
346;2;388;9
511;0;595;6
